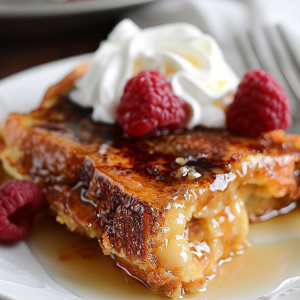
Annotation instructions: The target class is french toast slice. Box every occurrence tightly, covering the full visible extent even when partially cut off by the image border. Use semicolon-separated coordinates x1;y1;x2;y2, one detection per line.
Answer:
1;64;300;297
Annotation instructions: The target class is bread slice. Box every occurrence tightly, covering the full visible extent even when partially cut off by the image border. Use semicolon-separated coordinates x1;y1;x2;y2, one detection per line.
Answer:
1;64;300;297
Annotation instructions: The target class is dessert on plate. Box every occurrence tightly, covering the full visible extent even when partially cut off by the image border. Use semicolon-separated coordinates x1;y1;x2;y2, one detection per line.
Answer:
0;19;300;298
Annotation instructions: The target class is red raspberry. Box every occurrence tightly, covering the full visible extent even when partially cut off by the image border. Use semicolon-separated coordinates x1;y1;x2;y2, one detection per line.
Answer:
227;69;292;136
0;180;45;243
117;70;187;137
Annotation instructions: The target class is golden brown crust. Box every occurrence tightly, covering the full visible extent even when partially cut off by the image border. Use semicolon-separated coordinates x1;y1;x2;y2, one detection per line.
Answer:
40;62;90;107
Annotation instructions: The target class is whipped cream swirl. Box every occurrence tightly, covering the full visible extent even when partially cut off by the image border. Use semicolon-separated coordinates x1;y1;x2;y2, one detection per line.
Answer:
71;19;239;128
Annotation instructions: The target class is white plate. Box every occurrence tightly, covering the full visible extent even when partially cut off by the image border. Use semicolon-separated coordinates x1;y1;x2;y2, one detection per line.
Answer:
0;56;300;300
0;0;155;18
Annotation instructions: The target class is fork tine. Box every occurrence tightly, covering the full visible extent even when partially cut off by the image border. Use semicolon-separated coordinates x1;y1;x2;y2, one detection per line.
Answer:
244;26;300;114
235;34;261;71
264;25;300;108
277;24;300;76
247;28;290;90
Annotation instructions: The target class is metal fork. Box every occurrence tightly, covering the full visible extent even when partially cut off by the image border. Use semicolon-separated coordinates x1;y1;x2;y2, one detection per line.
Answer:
236;24;300;133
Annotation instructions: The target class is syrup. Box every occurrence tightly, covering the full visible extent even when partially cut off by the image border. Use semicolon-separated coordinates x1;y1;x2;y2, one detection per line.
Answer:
0;159;299;299
26;209;300;300
27;212;161;300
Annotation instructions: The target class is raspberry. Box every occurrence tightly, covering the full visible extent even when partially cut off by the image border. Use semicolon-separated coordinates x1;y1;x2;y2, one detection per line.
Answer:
0;180;45;243
227;69;292;136
117;70;187;137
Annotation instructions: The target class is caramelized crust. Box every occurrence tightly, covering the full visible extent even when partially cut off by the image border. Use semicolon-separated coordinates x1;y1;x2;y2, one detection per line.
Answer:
1;64;300;297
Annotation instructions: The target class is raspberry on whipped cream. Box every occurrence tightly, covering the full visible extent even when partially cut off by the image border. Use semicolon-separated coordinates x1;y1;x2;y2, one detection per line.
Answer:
117;70;187;137
70;19;239;129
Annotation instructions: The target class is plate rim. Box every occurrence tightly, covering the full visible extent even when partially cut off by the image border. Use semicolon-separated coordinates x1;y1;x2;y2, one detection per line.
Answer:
0;0;156;18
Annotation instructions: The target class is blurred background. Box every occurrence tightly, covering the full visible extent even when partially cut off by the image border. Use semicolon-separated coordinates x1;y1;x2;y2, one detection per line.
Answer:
0;0;156;79
1;0;300;89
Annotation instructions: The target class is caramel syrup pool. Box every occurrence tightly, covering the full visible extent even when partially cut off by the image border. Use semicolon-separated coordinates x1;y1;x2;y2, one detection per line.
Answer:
25;208;300;300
